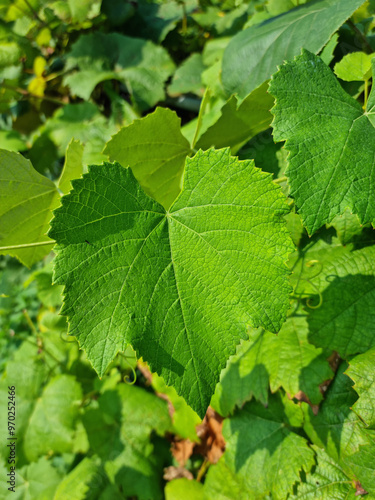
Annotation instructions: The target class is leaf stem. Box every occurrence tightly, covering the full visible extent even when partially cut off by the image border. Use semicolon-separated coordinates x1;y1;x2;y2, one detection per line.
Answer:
364;79;369;109
196;458;210;482
273;176;287;184
0;240;55;251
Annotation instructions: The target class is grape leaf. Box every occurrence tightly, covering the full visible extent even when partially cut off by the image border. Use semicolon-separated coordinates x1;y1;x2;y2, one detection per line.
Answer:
58;139;84;195
168;53;205;97
269;49;375;234
327;208;365;245
104;107;192;209
0;457;61;499
64;32;175;110
54;456;107;500
82;385;171;500
24;374;82;461
334;51;374;82
212;314;333;416
0;150;60;267
293;446;358;499
302;363;375;494
195;82;274;153
346;347;375;428
222;0;364;100
165;478;204;500
49;148;293;416
205;393;315;500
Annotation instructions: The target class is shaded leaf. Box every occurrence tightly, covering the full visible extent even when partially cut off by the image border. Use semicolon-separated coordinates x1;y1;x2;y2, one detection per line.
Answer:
347;347;375;428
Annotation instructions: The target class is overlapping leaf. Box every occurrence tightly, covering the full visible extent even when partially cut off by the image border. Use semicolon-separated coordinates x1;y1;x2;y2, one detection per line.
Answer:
0;150;60;266
49;148;293;416
222;0;364;99
347;347;375;428
205;394;315;499
270;50;375;234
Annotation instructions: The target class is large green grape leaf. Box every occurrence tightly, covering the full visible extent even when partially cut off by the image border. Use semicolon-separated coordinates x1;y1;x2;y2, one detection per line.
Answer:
64;32;175;110
346;347;375;428
222;0;365;100
49;148;293;417
0;150;60;267
204;393;315;500
104;107;192;209
212;314;332;416
269;50;375;234
290;241;375;357
82;385;171;500
293;446;358;499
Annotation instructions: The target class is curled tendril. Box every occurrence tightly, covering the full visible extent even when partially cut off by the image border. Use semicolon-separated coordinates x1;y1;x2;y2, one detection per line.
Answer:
118;352;137;385
305;259;323;280
292;278;323;309
59;331;76;343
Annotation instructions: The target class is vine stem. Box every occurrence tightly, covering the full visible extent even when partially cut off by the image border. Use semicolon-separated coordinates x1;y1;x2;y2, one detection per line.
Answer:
347;19;373;54
0;240;55;251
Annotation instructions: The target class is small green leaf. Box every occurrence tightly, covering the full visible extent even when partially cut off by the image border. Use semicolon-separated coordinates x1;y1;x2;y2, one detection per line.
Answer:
222;0;365;100
168;53;205;97
104;107;192;209
327;208;365;245
334;51;374;82
270;50;375;234
165;478;204;500
0;150;60;267
49;149;293;416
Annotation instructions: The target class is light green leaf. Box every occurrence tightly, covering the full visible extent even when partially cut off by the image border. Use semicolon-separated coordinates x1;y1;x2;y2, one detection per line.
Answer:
83;385;171;500
68;0;101;22
49;148;293;416
320;32;339;66
347;347;375;428
104;107;192;209
24;374;82;461
168;53;205;97
270;49;375;234
58;139;84;195
0;129;27;152
0;150;60;267
293;446;358;499
327;208;365;245
212;315;332;416
195;82;274;153
165;478;204;500
0;457;61;499
334;51;374;82
222;0;364;99
302;363;375;494
205;394;315;500
54;456;107;500
64;32;175;110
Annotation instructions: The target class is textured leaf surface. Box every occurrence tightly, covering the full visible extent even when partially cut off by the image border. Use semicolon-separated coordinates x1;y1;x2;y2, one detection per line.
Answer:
0;150;60;266
222;0;364;99
270;50;375;234
64;32;175;110
212;315;332;416
49;148;293;417
290;241;375;357
347;347;375;428
293;446;357;499
54;456;106;500
104;107;191;209
205;394;315;500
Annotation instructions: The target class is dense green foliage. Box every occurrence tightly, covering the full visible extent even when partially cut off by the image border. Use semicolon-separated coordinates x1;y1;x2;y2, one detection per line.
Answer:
1;0;375;498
